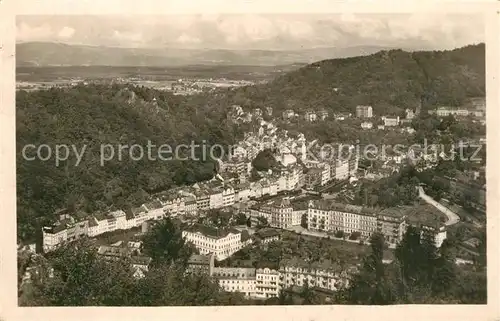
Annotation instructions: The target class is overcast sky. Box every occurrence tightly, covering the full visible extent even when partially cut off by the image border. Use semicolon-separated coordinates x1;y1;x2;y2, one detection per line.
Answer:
16;14;484;50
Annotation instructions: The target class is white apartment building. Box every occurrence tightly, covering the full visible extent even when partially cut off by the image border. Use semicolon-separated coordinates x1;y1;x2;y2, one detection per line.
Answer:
182;225;250;261
159;195;184;216
209;189;224;209
235;183;251;202
279;259;347;292
212;267;257;297
335;159;350;180
307;200;378;237
431;107;470;117
109;210;128;230
143;201;164;220
195;193;210;211
222;186;235;207
133;207;151;225
304;161;331;186
42;223;68;252
255;268;281;299
88;214;109;237
213;263;348;298
421;224;447;248
184;196;198;215
383;116;400;127
251;197;301;229
356;105;373;118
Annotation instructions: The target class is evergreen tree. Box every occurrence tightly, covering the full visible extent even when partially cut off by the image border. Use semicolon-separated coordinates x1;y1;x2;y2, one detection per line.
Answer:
344;233;395;305
141;218;195;267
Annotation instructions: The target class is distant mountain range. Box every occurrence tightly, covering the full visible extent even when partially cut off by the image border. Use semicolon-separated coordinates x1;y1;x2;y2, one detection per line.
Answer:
16;42;406;67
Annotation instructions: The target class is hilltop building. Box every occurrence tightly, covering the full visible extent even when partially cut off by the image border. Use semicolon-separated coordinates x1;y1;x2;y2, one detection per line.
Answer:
356;105;373;118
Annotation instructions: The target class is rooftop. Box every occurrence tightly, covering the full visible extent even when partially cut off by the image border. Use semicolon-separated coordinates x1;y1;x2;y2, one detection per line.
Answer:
281;257;342;272
255;228;281;239
184;224;241;239
212;267;257;280
144;200;163;210
308;200;377;216
187;254;212;265
404;204;447;227
378;207;407;219
130;255;152;266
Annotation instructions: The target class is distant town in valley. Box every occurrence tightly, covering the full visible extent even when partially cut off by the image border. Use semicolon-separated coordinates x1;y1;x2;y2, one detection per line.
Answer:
16;14;487;307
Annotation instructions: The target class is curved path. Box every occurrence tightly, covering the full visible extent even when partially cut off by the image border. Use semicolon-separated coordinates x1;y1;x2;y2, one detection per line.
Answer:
418;186;460;226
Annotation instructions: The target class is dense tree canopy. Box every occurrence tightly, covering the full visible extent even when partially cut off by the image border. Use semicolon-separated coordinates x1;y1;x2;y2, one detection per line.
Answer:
16;84;243;242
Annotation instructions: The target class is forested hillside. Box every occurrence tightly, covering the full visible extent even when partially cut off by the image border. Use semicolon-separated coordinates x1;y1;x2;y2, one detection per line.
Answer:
16;84;243;242
208;44;485;115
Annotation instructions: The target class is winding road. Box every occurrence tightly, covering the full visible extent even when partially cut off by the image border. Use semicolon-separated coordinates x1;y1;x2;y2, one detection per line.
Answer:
418;186;460;226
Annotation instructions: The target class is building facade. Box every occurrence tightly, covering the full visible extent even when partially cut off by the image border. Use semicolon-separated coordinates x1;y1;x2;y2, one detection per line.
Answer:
182;226;250;261
356;105;373;118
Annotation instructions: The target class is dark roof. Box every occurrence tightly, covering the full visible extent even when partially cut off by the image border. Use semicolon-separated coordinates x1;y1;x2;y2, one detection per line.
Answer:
130;256;152;266
132;207;146;216
97;245;129;257
280;258;341;272
187;254;212;265
88;217;98;227
184;224;241;239
255;228;280;239
145;200;162;210
378;207;406;219
308;200;377;216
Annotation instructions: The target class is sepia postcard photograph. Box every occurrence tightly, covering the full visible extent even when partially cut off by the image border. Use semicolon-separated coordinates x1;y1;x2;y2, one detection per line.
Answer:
1;1;499;321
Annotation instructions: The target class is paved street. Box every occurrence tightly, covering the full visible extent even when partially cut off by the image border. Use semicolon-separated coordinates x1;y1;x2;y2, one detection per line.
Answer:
418;186;460;226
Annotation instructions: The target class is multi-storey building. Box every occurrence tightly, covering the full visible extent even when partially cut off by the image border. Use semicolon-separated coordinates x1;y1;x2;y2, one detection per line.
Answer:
255;268;281;299
420;224;447;248
304;110;318;122
348;155;359;175
307;200;378;237
222;157;251;176
235;182;251;202
209;187;224;209
184;196;198;215
182;225;251;261
212;267;258;297
253;228;281;245
376;208;407;245
186;253;215;275
303;161;331;186
429;106;471;117
383;116;400;127
222;186;235;207
160;195;186;216
195;192;210;211
304;168;322;189
143;201;165;220
356;105;373;118
42;222;69;252
279;258;348;292
334;159;350;180
250;197;302;229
